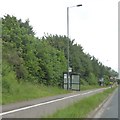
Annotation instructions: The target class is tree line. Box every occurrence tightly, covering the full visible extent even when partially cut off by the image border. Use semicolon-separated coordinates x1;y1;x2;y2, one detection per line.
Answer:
2;15;118;91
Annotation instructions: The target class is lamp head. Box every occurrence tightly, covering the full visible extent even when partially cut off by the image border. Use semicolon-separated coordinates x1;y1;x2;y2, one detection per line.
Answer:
76;4;82;7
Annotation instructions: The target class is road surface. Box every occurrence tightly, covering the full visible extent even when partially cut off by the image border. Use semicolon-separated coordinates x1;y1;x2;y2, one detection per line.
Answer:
1;88;108;118
94;87;119;119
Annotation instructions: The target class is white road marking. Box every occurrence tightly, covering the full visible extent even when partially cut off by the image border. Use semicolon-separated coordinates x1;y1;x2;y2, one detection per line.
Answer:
0;88;108;116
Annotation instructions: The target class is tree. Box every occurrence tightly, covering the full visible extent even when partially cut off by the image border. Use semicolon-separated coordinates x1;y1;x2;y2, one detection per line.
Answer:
2;14;118;87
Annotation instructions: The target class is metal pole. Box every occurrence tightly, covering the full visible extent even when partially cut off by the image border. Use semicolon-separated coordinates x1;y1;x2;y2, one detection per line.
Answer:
66;4;82;90
67;7;69;90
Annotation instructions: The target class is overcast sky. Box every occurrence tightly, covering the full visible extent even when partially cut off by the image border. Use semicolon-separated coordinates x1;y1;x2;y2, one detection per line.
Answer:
0;0;119;72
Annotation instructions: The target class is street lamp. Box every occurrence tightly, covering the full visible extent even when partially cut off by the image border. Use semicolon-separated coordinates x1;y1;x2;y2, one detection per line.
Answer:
67;4;82;90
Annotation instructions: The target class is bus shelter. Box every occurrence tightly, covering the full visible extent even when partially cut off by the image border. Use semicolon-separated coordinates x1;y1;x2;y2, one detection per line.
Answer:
63;72;80;91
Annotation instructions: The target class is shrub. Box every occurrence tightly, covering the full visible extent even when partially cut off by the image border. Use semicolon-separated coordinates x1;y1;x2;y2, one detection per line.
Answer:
80;78;88;85
87;73;98;85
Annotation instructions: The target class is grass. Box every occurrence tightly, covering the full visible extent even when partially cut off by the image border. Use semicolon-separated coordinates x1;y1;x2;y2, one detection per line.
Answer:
2;83;107;105
2;62;107;105
47;87;116;118
66;84;102;91
2;82;70;105
80;85;103;91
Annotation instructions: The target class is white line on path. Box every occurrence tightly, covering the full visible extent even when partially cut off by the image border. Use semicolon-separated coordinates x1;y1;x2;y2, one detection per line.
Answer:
0;87;108;116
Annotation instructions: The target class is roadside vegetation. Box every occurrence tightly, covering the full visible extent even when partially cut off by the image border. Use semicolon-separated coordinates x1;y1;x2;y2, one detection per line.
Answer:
2;81;70;105
1;15;118;104
80;85;102;90
48;87;116;118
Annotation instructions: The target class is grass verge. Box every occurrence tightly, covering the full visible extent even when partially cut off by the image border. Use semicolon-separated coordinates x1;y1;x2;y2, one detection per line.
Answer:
2;82;70;105
2;83;107;105
47;87;116;118
80;85;102;91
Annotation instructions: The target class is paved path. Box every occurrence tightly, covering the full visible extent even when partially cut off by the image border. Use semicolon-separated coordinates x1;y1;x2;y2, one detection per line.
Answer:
94;87;119;119
1;88;108;118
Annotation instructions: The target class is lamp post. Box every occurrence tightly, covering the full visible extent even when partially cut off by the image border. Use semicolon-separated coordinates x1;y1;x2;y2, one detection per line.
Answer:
67;4;82;90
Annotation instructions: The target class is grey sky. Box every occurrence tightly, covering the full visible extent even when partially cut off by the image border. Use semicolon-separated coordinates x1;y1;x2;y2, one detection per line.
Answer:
0;0;118;72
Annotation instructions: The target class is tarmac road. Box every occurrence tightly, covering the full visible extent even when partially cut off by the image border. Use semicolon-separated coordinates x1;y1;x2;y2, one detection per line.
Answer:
1;87;108;118
94;87;119;119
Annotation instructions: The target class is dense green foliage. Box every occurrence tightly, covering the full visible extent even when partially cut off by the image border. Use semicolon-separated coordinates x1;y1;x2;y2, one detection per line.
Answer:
2;14;118;94
42;34;118;84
